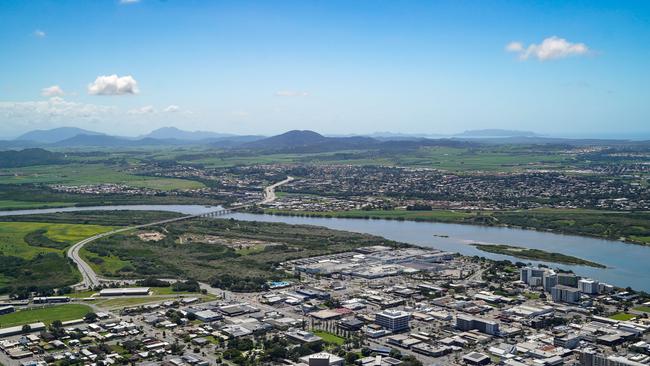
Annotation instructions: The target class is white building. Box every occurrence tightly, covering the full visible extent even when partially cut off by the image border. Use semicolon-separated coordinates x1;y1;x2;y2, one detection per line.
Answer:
375;309;410;331
579;279;600;295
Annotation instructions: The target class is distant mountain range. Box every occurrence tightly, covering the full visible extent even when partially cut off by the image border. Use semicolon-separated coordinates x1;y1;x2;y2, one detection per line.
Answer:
17;127;105;143
140;127;236;141
1;126;642;151
456;129;540;137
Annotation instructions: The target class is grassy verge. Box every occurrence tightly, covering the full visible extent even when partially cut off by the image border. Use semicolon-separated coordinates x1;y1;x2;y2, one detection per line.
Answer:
471;243;605;268
633;306;650;313
609;313;636;321
0;304;92;327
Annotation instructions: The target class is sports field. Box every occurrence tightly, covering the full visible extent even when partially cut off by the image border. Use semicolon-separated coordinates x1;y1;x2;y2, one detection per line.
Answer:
0;304;92;327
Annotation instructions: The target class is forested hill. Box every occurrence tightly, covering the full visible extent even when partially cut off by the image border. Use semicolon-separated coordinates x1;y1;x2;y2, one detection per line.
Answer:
0;148;66;168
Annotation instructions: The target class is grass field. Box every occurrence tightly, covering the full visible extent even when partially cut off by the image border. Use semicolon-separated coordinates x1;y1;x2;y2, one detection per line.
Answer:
0;163;204;190
633;306;650;313
0;304;92;327
0;222;114;290
609;313;636;321
313;330;345;345
0;222;114;259
167;145;571;172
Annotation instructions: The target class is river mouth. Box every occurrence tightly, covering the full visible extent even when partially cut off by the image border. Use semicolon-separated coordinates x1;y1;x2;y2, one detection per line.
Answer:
1;204;649;291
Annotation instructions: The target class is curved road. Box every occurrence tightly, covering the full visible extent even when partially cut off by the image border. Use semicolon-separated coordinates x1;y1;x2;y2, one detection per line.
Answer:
67;177;294;289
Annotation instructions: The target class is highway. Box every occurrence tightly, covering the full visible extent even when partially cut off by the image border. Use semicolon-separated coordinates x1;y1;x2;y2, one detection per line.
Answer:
259;176;294;204
67;176;293;289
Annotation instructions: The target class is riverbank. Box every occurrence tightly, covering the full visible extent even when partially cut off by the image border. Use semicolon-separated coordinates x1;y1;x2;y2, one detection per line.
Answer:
470;243;606;268
260;208;650;246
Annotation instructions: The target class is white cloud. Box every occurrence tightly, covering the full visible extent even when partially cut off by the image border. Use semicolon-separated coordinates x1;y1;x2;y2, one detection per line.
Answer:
0;98;113;121
119;0;141;4
88;74;139;95
128;105;155;114
164;104;180;113
505;42;523;52
506;36;590;61
34;29;46;38
41;85;65;97
275;90;309;97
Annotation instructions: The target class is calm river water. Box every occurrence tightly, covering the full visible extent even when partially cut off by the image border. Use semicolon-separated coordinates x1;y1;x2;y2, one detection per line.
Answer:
1;205;648;291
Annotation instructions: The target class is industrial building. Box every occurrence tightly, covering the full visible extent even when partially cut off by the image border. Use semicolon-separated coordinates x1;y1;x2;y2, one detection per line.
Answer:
99;287;150;296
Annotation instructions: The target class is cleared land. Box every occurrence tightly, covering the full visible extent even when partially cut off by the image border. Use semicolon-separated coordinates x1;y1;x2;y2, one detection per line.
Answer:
471;243;605;268
0;304;92;327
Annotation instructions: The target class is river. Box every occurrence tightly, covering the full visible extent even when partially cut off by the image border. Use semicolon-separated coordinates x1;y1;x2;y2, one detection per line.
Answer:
1;204;648;291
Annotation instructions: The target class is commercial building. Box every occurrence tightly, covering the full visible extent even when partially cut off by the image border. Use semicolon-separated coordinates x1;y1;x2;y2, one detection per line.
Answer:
579;349;647;366
520;267;546;286
456;314;500;335
462;352;491;365
579;279;600;295
543;271;558;292
99;288;150;297
551;285;582;304
557;273;579;287
299;352;344;366
375;309;410;332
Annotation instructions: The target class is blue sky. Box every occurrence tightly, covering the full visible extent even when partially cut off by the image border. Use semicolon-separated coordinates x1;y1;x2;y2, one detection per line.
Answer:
1;0;649;138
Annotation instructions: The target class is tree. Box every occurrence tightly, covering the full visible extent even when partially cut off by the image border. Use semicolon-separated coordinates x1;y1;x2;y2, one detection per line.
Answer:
401;355;423;366
171;341;185;355
22;324;31;333
84;312;98;322
345;352;359;364
389;348;402;359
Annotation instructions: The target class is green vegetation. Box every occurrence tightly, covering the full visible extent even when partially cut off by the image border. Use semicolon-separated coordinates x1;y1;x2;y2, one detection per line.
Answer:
0;210;184;226
609;312;636;321
0;163;204;190
313;330;345;345
266;208;474;223
84;218;405;291
0;304;92;327
264;208;650;246
0;148;65;168
0;222;114;292
0;200;74;210
633;306;650;313
471;243;605;268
